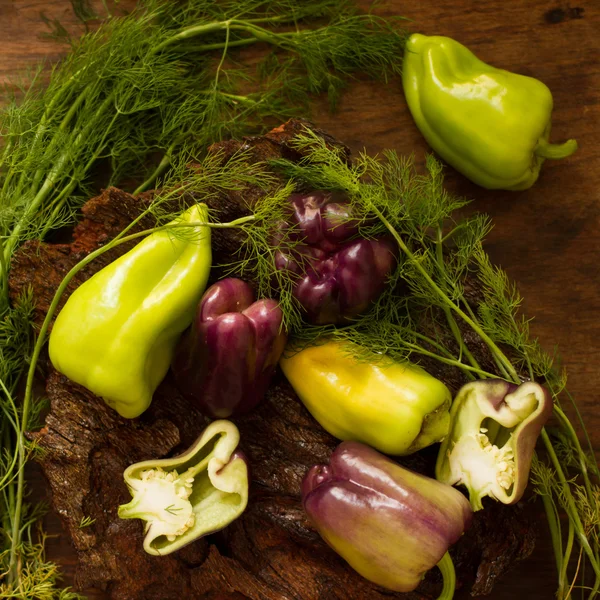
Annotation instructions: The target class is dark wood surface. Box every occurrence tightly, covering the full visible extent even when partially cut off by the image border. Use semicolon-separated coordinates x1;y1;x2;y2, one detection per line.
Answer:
1;0;598;598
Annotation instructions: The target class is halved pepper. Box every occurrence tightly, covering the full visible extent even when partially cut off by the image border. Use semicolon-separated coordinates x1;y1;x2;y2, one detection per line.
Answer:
118;420;249;556
49;204;212;419
436;379;553;510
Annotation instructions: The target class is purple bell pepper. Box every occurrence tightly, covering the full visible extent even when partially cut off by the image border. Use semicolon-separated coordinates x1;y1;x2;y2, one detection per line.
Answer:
172;278;287;418
274;191;396;325
302;441;472;593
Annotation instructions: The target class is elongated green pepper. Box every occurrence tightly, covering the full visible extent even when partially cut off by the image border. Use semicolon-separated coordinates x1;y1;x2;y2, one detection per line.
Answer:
402;34;577;190
49;204;211;419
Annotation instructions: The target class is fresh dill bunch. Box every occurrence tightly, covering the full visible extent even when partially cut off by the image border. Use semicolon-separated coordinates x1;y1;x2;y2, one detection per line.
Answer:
0;0;407;294
0;533;85;600
0;0;409;594
235;133;600;597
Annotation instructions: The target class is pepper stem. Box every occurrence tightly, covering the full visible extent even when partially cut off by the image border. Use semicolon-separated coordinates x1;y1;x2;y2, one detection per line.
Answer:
436;551;456;600
534;138;578;160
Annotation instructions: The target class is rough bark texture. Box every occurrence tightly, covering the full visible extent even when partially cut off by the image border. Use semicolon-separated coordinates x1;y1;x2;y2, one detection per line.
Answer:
12;120;536;600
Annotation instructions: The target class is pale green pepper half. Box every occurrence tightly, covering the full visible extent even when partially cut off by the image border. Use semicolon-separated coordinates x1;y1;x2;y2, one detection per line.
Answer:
118;419;249;556
49;204;211;419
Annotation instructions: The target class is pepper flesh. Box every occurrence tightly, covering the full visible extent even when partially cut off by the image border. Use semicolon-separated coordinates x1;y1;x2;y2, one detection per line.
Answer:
402;33;578;190
303;441;472;592
274;191;396;324
49;204;211;419
280;339;451;455
436;379;553;511
172;278;287;418
118;419;249;556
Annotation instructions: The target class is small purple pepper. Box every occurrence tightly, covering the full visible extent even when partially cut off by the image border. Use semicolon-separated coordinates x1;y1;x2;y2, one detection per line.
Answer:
274;191;396;325
302;441;472;593
172;278;287;418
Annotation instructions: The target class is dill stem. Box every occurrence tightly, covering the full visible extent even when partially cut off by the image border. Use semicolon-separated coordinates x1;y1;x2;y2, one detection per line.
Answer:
541;491;563;576
541;429;600;580
434;229;483;375
553;404;600;596
40;102;122;239
372;205;520;384
410;328;472;365
154;21;230;54
181;36;259;52
405;342;497;379
2;93;115;271
0;136;14;174
554;406;596;505
16;66;90;197
6;212;255;588
133;144;176;196
28;85;92;197
562;388;600;480
0;241;8;300
0;154;17;200
559;523;575;599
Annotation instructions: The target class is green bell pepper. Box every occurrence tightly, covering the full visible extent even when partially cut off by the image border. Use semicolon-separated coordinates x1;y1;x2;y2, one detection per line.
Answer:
49;204;211;419
118;419;249;556
402;33;577;191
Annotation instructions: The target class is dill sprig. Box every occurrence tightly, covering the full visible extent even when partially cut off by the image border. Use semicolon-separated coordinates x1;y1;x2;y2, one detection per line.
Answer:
0;0;407;594
226;132;600;599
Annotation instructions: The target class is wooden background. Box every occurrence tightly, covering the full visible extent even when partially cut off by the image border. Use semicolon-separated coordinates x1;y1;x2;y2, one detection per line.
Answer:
1;0;598;598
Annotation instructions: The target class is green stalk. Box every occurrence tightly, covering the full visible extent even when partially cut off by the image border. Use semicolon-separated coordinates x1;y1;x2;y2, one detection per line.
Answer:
156;18;297;57
559;522;575;599
6;212;255;587
434;229;483;375
435;551;456;600
176;36;259;53
39;103;122;239
2;93;115;271
28;85;92;197
132;144;176;196
410;328;476;371
153;21;231;54
554;406;596;507
372;205;520;384
541;429;600;581
560;389;600;480
404;342;497;379
541;491;563;576
0;136;14;174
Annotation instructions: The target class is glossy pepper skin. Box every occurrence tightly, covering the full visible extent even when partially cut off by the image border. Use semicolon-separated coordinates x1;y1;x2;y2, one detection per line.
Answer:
280;339;451;455
118;420;249;556
172;278;287;418
274;191;396;324
402;34;578;190
49;204;211;419
303;441;472;592
436;379;553;511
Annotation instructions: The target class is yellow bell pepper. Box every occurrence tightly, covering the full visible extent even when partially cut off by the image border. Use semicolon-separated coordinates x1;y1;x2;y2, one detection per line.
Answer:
280;340;451;455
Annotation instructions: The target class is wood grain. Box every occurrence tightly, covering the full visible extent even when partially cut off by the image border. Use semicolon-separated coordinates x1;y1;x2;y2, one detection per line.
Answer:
1;0;598;598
